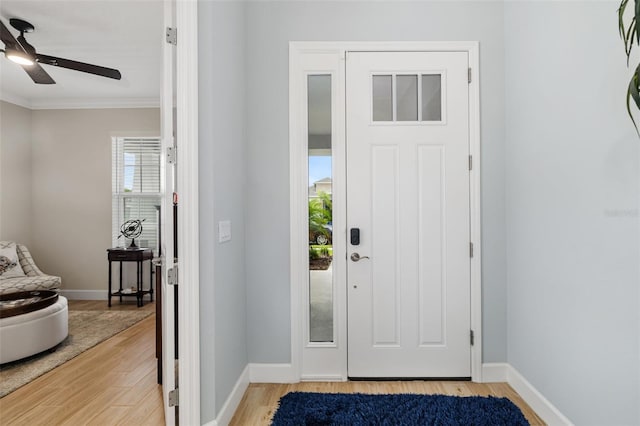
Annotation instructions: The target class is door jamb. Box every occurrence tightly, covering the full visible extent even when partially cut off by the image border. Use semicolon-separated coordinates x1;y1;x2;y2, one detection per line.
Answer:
289;41;483;382
169;0;201;423
161;1;177;423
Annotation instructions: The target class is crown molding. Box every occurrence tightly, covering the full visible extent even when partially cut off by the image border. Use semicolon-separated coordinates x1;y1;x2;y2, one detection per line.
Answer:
0;92;31;109
0;94;160;110
30;97;160;110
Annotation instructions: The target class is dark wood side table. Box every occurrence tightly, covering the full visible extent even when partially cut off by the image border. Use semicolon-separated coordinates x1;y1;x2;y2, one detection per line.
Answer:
107;248;154;307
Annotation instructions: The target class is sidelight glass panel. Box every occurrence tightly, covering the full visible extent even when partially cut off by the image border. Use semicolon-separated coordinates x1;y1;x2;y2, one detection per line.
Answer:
422;74;442;121
307;75;334;343
372;75;393;121
396;75;418;121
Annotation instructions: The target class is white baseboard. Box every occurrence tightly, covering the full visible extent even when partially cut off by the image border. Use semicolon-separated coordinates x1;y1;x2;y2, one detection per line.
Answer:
481;362;508;382
481;363;572;425
506;365;573;426
206;365;250;426
59;289;108;300
249;363;297;383
301;374;345;382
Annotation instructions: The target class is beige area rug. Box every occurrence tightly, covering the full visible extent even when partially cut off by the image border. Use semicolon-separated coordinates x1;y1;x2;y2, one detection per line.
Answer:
0;309;153;397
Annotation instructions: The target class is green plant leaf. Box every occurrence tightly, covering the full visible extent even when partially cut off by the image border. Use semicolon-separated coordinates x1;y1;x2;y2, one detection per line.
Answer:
635;0;640;42
626;89;639;134
626;18;637;62
633;64;640;105
626;67;640;134
620;0;630;39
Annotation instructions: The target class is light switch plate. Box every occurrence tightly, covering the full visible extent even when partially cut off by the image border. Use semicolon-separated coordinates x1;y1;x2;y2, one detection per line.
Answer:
218;220;231;243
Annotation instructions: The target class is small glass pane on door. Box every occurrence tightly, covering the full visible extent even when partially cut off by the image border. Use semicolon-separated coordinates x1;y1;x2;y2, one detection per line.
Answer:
422;74;442;121
372;75;393;121
396;75;418;121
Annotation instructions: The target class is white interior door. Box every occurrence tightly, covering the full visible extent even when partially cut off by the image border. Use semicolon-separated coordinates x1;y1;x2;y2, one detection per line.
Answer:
161;0;177;423
346;51;471;378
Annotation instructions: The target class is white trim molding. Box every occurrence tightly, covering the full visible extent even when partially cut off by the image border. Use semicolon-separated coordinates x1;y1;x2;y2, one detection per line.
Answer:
300;374;344;382
480;362;508;382
482;363;573;425
289;41;483;382
467;43;483;383
176;0;201;424
249;363;297;383
0;93;160;110
507;366;573;426
0;93;30;109
204;366;250;426
59;289;108;300
30;97;160;110
290;45;349;382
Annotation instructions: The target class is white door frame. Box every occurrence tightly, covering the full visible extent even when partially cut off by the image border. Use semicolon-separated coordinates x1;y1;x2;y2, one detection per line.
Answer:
176;0;200;423
161;1;177;423
162;0;200;424
289;41;483;382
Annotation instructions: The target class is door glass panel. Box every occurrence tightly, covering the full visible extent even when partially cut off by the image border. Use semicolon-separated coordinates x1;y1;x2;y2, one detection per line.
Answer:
372;75;393;121
307;75;333;343
396;75;418;121
422;74;442;121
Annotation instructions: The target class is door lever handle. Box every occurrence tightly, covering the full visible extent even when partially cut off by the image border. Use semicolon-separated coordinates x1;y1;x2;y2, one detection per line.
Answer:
350;253;370;262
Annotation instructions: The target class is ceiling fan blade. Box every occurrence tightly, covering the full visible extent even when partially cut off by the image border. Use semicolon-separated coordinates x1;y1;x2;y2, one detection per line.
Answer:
1;20;54;84
0;19;18;49
16;35;36;57
36;53;121;80
22;62;55;84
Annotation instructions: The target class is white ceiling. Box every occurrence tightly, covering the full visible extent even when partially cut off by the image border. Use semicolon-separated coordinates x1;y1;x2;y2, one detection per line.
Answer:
0;0;162;109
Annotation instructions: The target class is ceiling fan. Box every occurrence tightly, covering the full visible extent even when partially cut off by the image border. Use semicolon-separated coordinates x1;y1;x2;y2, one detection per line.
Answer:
0;18;121;84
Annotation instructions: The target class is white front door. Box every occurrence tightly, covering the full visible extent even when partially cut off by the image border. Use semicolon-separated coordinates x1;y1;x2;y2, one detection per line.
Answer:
346;51;471;378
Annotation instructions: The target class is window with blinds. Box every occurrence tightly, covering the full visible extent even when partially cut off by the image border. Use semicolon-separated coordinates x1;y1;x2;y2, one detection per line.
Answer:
112;137;162;252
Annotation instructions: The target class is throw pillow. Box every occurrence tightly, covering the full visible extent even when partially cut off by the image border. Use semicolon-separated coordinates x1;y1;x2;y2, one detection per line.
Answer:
0;241;26;278
0;255;17;275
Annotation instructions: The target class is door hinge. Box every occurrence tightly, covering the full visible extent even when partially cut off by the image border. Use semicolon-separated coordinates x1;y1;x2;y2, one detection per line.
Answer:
167;266;178;286
166;27;177;45
167;146;177;165
468;68;472;84
470;330;475;346
470;242;474;258
168;388;179;407
469;155;473;171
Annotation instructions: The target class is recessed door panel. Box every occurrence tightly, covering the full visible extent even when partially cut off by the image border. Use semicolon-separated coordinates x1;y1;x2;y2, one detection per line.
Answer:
418;145;445;346
371;146;400;346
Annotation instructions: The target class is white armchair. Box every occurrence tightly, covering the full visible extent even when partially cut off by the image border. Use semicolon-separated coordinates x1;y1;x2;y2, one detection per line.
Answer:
0;243;61;295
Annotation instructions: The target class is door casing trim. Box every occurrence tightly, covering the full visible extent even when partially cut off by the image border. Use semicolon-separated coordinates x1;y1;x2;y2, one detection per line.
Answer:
176;0;201;423
289;41;482;382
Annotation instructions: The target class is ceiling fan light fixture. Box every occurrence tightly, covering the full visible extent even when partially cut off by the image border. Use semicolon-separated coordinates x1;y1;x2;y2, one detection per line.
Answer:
6;48;34;66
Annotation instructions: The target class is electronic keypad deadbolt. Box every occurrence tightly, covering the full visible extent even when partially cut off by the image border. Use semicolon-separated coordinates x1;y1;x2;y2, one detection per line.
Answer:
350;228;360;245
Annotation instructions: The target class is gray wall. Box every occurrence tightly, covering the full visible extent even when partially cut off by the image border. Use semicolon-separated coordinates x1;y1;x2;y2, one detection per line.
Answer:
0;104;159;290
29;108;160;291
0;101;33;247
505;2;639;424
198;1;248;422
245;1;507;363
199;2;640;422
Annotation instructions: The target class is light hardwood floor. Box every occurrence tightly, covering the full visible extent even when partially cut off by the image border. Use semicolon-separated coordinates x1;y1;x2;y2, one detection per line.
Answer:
230;381;545;425
0;300;164;426
2;301;544;425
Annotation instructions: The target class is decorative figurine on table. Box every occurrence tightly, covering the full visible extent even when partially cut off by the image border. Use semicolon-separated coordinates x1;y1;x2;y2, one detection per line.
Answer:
118;219;145;249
